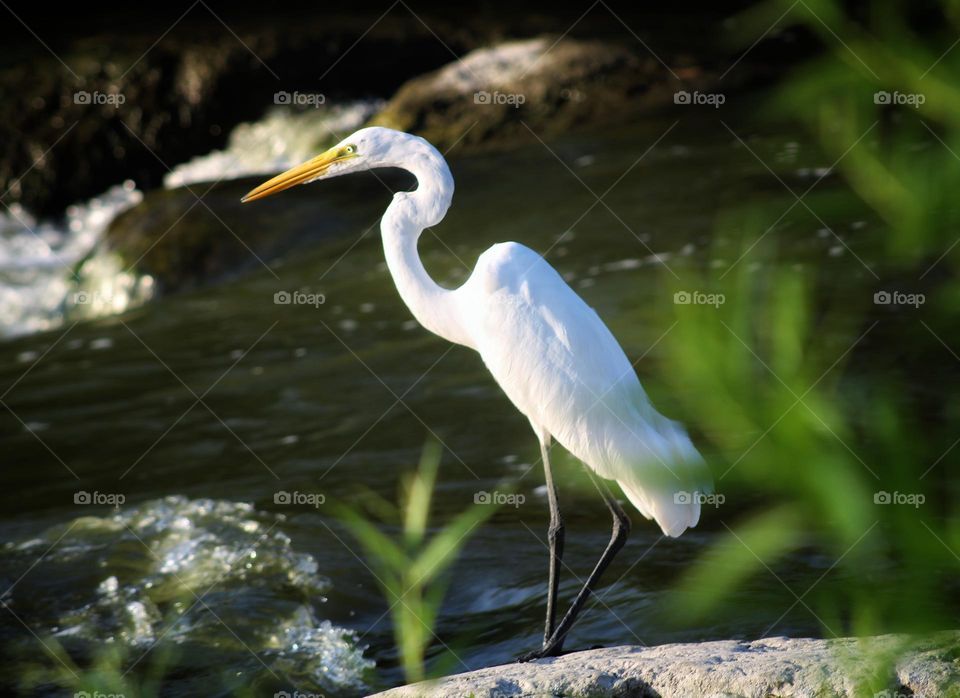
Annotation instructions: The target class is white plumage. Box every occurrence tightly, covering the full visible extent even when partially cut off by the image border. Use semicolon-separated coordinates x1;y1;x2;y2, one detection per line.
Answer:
463;241;711;537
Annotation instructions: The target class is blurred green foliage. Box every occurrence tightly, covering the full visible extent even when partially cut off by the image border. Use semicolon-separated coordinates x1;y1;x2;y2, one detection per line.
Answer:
337;439;497;685
19;619;181;698
661;0;960;693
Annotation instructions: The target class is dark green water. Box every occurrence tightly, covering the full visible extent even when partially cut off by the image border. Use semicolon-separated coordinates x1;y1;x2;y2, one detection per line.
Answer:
0;111;891;695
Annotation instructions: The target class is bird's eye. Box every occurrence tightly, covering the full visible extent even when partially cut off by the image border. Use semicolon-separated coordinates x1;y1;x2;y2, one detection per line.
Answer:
344;145;357;154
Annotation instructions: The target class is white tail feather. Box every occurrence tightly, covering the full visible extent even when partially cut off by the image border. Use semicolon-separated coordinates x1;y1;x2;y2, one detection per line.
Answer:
614;419;712;538
618;476;702;537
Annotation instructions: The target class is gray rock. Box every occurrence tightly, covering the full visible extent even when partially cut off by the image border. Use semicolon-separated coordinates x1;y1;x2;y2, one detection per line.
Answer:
369;633;960;698
370;37;716;153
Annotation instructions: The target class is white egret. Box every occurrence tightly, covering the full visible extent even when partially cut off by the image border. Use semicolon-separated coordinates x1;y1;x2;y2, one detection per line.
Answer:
242;127;712;660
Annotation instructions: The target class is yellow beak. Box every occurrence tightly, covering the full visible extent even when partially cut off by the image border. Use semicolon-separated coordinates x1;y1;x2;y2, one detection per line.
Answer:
241;146;354;203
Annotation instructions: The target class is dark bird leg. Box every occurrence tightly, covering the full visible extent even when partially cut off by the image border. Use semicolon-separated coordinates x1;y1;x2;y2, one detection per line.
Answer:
540;437;565;646
518;467;631;662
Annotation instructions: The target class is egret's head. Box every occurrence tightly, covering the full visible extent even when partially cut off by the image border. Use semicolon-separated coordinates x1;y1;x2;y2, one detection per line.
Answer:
241;127;413;203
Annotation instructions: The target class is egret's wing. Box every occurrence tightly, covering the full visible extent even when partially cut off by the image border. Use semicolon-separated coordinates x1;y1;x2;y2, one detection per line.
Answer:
462;243;712;536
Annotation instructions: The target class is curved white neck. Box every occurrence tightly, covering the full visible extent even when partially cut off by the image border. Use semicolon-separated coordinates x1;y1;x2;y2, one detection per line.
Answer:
379;140;474;349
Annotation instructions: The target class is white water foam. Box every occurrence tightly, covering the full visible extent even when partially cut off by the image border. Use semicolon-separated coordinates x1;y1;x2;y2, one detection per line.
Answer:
8;495;374;693
164;100;383;189
0;181;145;338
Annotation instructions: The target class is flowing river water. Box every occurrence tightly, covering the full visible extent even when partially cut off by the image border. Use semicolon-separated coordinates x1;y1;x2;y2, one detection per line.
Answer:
0;104;903;695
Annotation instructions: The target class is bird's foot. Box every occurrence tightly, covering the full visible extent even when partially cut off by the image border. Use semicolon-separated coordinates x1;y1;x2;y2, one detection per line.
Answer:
516;648;545;663
516;642;564;663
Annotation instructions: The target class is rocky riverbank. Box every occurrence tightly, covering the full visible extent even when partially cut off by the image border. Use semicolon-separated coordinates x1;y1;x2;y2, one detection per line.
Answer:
370;633;960;698
0;15;471;217
2;4;761;218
